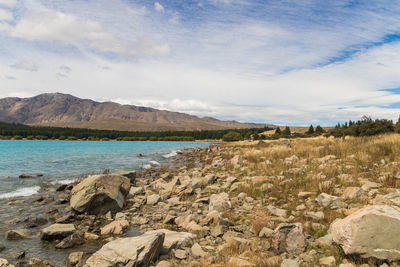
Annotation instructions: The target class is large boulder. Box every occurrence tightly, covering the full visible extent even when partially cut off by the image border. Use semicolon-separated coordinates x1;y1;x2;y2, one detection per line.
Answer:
145;229;194;254
70;174;130;215
84;232;165;267
330;205;400;261
272;223;306;254
40;223;76;240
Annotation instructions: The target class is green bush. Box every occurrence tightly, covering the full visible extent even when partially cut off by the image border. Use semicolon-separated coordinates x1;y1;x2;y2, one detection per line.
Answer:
222;131;243;142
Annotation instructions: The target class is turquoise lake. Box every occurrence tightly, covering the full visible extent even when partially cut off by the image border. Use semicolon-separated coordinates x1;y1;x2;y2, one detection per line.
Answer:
0;140;209;199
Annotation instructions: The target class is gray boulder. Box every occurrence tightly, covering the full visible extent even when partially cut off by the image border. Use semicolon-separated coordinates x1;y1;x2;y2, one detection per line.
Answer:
70;174;130;215
272;223;306;254
40;223;76;240
85;232;165;267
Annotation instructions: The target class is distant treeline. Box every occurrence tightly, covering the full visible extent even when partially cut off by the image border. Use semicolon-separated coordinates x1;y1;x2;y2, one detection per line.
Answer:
328;116;398;137
0;121;272;141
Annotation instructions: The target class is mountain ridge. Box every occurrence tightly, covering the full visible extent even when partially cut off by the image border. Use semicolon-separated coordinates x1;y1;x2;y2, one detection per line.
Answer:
0;93;269;131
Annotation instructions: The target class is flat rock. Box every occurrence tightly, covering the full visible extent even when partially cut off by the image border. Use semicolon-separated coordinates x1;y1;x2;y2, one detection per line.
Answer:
67;251;84;267
145;229;194;254
267;205;287;218
40;223;76;240
70;174;130;215
146;194;161;205
100;219;129;235
315;193;339;207
331;205;400;261
5;229;31;240
85;232;165;267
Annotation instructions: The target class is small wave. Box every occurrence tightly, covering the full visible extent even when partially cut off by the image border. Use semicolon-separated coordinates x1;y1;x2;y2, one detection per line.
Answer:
51;179;77;185
149;160;160;166
163;150;180;158
142;164;151;169
0;186;41;199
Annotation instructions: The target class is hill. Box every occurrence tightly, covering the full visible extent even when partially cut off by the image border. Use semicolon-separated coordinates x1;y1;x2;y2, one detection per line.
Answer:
0;93;268;131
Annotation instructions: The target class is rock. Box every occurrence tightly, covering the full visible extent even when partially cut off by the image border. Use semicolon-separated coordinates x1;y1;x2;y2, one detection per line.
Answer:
85;232;165;267
26;214;48;228
316;233;333;246
315;193;339;207
298;192;315;199
267;205;287;218
296;204;306;211
15;251;25;259
84;232;99;241
5;229;31;240
129;187;144;196
156;261;172;267
56;231;84;249
342;187;363;199
0;244;5;252
146;194;161;205
0;258;14;267
70;174;130;215
67;251;84;267
19;174;42;179
29;258;52;267
174;249;187;260
211;225;226;237
163;215;176;224
209;192;231;212
281;259;299;267
40;223;76;240
319;256;336;267
258;227;274;238
360;180;381;191
191;243;207;258
228;257;253;267
305;211;324;221
145;229;194;254
56;184;68;191
100;219;130;235
331;205;400;261
113;170;136;181
272;223;306;254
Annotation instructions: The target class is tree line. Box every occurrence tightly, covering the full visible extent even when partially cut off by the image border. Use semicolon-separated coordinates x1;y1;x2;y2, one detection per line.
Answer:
0;121;272;141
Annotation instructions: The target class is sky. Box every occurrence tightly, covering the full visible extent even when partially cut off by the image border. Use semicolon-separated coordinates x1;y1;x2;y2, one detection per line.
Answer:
1;0;400;125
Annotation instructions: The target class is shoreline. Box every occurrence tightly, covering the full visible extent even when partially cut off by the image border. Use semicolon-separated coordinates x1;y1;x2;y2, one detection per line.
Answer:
2;135;400;266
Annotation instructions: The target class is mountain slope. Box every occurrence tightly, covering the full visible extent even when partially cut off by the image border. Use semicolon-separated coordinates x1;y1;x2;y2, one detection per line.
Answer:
0;93;267;131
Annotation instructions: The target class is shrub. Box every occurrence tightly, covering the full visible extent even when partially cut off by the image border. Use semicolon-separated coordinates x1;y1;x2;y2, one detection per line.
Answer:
222;131;243;142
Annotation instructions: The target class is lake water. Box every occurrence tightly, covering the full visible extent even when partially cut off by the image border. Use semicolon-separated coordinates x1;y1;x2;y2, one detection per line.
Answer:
0;140;209;199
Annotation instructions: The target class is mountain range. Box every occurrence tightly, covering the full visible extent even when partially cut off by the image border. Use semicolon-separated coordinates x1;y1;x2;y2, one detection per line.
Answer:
0;93;267;131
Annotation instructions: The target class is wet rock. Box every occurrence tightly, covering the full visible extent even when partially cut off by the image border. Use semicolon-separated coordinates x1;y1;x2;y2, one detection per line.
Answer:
67;252;84;267
26;214;48;228
40;223;76;240
209;192;231;212
15;251;25;259
100;219;129;235
5;229;31;240
85;232;165;267
56;184;68;192
19;174;43;179
331;205;400;261
0;244;5;252
145;229;194;254
272;223;306;254
70;174;130;215
56;231;84;249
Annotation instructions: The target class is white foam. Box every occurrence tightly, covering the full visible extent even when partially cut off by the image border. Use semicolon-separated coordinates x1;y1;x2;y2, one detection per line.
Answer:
51;179;76;185
0;186;41;199
149;160;160;166
163;150;180;158
142;164;151;169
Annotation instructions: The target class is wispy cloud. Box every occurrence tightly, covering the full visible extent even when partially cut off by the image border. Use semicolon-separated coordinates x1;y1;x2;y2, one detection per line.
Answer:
154;2;164;12
10;61;38;71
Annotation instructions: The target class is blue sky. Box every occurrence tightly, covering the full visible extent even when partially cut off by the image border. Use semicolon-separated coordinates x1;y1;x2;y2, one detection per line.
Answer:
1;0;400;125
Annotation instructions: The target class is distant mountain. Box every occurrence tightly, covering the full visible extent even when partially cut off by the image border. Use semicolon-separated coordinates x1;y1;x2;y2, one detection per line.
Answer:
0;93;268;131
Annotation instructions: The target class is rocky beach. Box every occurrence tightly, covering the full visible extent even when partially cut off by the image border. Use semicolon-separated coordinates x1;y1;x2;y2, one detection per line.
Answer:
2;135;400;267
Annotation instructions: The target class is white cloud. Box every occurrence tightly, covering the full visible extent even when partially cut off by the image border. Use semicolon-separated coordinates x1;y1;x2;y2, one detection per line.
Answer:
154;2;164;12
0;0;16;7
10;61;38;71
0;8;13;21
136;36;171;56
11;11;135;55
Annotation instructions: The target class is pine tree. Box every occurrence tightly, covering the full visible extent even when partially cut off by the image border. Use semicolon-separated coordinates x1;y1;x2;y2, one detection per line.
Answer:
275;127;281;135
315;125;324;134
283;126;291;136
307;125;314;134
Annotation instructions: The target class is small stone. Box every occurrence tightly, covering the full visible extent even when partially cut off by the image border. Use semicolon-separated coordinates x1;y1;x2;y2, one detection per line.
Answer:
5;229;31;240
281;259;299;267
147;194;161;205
319;256;336;267
191;243;207;258
40;223;76;240
129;187;144;196
305;211;324;221
315;233;333;247
84;232;99;240
296;204;306;211
174;249;187;260
67;252;83;267
228;257;253;266
267;205;287;218
258;227;274;238
211;225;226;237
156;261;173;267
100;220;130;235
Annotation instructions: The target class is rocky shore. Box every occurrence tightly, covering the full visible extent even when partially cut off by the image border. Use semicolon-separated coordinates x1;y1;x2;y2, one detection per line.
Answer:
2;135;400;266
